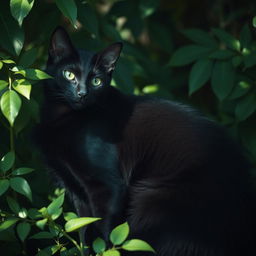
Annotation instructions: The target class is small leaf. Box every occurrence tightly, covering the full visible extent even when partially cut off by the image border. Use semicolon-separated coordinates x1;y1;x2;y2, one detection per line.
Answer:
253;17;256;28
36;219;48;230
10;177;32;201
0;179;10;196
47;193;65;216
63;212;78;221
2;59;16;64
0;62;3;70
209;50;235;60
189;59;213;95
6;196;20;214
0;218;18;231
0;90;22;126
18;208;28;218
17;222;31;241
55;0;77;27
0;151;15;172
122;239;155;253
110;222;130;245
15;69;52;80
10;0;35;26
18;47;38;67
93;237;106;254
65;217;101;232
12;167;34;176
235;93;256;121
182;29;217;47
12;79;32;100
169;45;214;66
103;249;120;256
0;80;8;91
30;231;55;239
211;60;235;101
28;208;41;219
212;28;240;51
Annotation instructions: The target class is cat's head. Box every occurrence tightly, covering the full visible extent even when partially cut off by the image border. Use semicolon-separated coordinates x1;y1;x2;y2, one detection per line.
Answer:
46;26;122;110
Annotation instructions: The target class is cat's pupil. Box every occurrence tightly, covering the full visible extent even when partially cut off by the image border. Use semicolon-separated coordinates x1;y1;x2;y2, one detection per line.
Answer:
91;77;102;87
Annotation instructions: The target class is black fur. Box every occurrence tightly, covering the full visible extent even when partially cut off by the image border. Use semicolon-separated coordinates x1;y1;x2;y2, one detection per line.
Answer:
36;27;256;256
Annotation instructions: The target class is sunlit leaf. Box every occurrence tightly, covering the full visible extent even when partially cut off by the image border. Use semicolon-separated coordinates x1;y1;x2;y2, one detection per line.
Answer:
110;222;129;245
0;80;9;91
0;218;18;231
36;219;47;230
93;237;106;254
13;79;32;99
0;90;22;126
15;69;52;80
12;167;34;176
47;193;64;216
65;217;101;232
103;249;120;256
122;239;155;253
63;212;78;221
10;0;35;26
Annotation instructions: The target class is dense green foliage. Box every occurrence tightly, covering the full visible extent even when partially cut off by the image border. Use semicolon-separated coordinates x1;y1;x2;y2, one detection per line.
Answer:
0;0;256;255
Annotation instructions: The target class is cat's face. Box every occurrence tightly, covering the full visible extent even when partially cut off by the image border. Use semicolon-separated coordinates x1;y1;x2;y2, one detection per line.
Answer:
46;27;122;110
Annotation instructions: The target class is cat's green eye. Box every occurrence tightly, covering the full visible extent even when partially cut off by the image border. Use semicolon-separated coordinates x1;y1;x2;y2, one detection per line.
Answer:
63;70;76;81
91;77;102;87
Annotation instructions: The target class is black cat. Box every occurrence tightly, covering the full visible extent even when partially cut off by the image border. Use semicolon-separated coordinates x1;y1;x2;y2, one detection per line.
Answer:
36;27;256;256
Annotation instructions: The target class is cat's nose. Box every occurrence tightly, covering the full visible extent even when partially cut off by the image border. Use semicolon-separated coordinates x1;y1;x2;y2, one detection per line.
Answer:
78;91;86;98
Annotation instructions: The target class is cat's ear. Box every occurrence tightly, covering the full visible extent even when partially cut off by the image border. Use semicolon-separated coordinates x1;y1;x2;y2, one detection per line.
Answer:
48;26;76;62
95;43;123;73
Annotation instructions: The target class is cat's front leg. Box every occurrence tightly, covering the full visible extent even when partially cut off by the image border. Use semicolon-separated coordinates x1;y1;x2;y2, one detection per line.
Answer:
85;179;127;242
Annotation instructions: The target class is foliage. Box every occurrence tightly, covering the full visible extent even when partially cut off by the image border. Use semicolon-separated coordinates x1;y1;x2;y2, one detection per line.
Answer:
0;0;256;255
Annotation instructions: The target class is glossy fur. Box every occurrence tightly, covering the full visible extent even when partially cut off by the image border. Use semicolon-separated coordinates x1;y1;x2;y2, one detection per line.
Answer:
36;27;256;256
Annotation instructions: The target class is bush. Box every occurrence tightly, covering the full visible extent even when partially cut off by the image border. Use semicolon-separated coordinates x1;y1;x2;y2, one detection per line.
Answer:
0;0;256;255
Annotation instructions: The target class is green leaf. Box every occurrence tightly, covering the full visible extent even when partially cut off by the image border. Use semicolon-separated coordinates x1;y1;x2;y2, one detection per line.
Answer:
65;217;101;232
10;177;32;201
12;79;32;99
15;69;52;80
12;167;34;176
0;151;15;172
55;0;77;27
36;219;48;230
93;237;106;254
169;45;214;66
139;0;159;18
0;90;22;126
63;212;78;221
182;29;217;47
10;0;34;26
2;59;15;64
240;24;252;49
253;17;256;28
17;222;30;241
47;193;65;216
0;61;3;70
211;61;235;101
122;239;155;253
209;50;235;60
110;222;130;245
189;59;213;95
6;196;20;214
18;208;28;218
0;179;10;196
212;28;240;51
30;231;55;239
228;81;251;100
0;80;8;91
235;93;256;121
103;249;120;256
0;218;18;231
27;208;41;219
18;47;38;67
0;10;24;55
77;2;99;38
